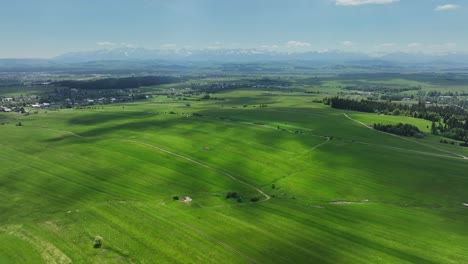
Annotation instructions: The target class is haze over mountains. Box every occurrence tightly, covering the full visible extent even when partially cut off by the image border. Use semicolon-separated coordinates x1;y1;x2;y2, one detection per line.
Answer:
2;48;468;72
53;47;468;64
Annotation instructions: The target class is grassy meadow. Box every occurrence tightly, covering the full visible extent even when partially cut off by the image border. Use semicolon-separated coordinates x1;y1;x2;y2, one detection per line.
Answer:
1;88;468;263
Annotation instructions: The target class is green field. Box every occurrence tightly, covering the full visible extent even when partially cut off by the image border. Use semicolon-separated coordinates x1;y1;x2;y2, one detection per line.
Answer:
1;89;468;263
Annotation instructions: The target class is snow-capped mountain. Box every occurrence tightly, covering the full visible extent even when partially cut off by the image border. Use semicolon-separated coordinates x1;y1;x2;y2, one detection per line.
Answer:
53;47;373;62
52;47;468;64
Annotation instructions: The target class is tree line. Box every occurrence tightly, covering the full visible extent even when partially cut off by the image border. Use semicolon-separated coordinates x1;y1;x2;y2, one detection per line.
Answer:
373;123;424;138
326;97;468;143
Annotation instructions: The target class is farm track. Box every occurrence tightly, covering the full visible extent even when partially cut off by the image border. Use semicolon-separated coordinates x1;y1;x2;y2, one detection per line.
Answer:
343;113;468;160
195;115;467;161
290;137;330;160
26;117;467;162
122;140;271;202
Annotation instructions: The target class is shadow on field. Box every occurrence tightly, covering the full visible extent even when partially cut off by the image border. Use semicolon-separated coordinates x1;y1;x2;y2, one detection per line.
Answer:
13;104;466;263
67;111;159;126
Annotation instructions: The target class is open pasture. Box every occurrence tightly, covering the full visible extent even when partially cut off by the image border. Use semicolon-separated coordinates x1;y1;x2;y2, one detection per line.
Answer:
1;89;467;263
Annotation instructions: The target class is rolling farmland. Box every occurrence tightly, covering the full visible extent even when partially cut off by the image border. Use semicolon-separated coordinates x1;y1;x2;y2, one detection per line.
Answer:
1;89;468;263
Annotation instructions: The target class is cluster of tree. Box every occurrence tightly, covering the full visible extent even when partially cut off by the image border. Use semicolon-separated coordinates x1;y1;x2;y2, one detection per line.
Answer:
226;191;239;199
191;82;246;93
55;76;180;90
342;85;421;93
373;123;424;138
438;125;468;142
440;139;456;145
326;97;468;142
380;94;415;101
426;90;464;97
226;191;242;203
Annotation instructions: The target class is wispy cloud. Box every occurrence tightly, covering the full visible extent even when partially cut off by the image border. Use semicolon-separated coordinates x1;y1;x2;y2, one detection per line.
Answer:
342;41;354;46
96;41;116;47
120;43;135;48
426;42;458;53
379;42;397;47
407;42;422;48
336;0;399;6
161;44;177;49
97;42;136;48
207;41;224;50
434;4;460;11
259;45;279;50
286;41;311;48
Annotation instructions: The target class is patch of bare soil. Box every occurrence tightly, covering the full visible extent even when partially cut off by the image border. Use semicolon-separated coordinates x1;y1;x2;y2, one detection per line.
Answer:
182;196;192;203
329;200;369;205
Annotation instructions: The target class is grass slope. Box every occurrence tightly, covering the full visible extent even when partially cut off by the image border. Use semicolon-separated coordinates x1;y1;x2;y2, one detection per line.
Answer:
0;89;467;263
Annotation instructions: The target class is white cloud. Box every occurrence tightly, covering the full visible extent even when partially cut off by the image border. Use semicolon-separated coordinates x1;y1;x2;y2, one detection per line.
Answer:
379;42;396;47
96;42;137;48
426;42;458;53
445;42;457;48
120;43;135;48
286;41;311;48
434;4;460;11
342;41;354;46
161;44;177;49
260;45;279;49
336;0;399;6
96;41;116;47
407;42;422;48
207;42;224;50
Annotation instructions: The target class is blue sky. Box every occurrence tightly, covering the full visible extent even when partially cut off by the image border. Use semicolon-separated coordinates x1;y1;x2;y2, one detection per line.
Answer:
1;0;467;58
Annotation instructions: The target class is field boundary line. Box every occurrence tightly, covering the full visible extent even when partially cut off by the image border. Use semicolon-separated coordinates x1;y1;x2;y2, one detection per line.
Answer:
343;113;468;160
290;137;330;160
123;140;270;201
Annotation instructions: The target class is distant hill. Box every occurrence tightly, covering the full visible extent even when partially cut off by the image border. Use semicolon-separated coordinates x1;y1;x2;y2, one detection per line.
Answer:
1;49;468;72
52;48;468;64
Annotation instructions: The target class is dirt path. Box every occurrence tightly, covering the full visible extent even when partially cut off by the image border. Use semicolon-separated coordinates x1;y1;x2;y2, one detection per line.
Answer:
352;140;467;160
123;140;271;202
291;137;330;160
343;113;468;160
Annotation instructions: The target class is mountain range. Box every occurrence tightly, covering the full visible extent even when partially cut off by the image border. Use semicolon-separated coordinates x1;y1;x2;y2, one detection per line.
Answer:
2;48;468;72
52;48;468;64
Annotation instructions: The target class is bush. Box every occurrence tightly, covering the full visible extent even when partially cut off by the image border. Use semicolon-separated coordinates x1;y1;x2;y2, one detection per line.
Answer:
93;236;103;248
226;191;239;199
250;197;260;202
